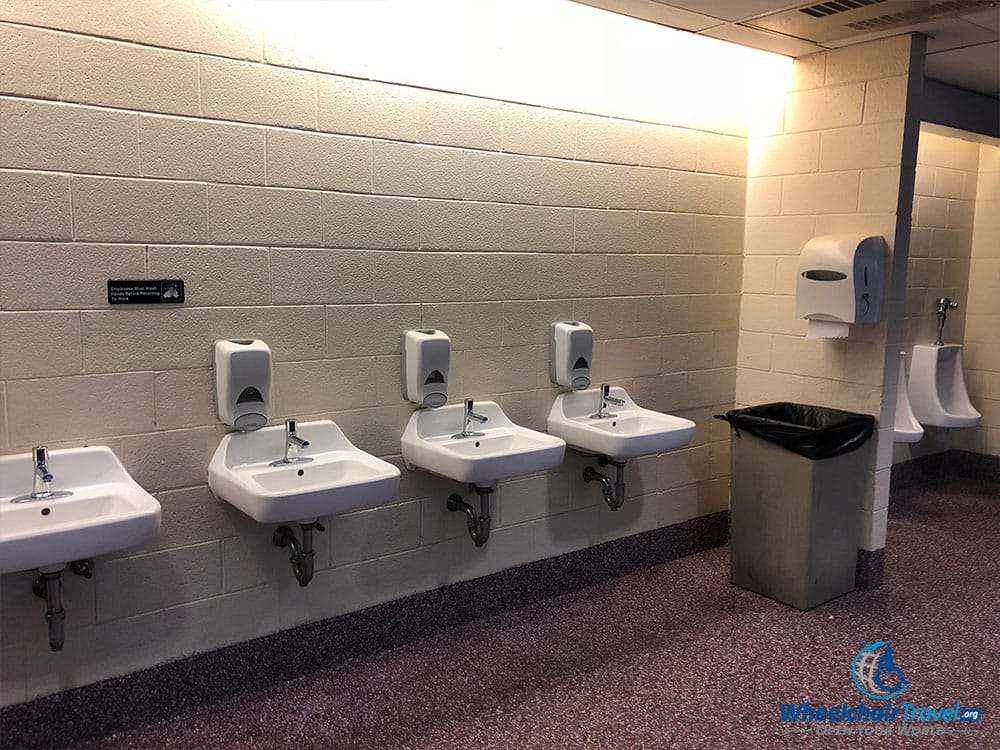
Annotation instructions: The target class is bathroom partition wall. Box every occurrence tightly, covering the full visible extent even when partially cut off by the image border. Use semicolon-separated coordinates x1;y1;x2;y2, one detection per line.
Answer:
961;141;1000;457
736;35;927;555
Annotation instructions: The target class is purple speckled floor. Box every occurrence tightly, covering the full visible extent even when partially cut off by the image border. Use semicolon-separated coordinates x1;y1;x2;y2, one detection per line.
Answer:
58;479;1000;748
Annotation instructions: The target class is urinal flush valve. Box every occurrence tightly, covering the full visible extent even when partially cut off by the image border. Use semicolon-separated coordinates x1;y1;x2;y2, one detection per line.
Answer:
935;297;958;346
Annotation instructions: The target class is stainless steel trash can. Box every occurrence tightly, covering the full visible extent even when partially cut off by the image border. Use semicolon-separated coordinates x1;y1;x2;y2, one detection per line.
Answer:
717;403;876;611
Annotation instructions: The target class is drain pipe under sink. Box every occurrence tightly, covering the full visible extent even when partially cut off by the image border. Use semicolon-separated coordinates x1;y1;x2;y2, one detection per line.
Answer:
33;569;65;652
31;560;93;651
448;485;493;546
273;520;326;586
583;456;627;510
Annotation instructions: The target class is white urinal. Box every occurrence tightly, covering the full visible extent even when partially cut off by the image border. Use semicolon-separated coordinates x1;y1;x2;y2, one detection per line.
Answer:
908;344;981;428
894;351;923;443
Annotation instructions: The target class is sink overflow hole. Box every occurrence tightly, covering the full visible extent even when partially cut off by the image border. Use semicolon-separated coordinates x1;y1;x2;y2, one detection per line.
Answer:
41;508;50;516
297;469;305;476
612;421;617;427
475;441;481;447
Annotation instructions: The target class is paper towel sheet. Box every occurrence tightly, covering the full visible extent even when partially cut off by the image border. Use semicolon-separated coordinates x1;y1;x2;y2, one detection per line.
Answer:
806;320;850;339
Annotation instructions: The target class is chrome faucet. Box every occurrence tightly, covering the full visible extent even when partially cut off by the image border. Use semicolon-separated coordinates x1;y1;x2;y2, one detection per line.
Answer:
935;297;958;346
453;399;488;439
32;447;54;498
270;419;313;466
591;383;625;419
12;446;73;503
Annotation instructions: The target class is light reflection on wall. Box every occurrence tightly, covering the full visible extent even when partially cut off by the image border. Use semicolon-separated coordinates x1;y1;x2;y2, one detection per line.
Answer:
254;0;792;135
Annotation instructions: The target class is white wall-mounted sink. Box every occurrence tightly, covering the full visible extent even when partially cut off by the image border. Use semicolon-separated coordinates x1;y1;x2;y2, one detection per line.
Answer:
208;420;400;524
548;387;696;459
401;401;566;485
0;447;161;574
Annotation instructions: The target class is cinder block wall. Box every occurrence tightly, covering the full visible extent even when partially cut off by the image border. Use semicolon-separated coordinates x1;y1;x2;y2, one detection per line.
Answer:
0;1;759;704
735;35;925;554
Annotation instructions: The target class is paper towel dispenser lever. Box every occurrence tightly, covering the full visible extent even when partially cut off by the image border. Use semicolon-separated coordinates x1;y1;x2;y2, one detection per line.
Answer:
796;235;885;339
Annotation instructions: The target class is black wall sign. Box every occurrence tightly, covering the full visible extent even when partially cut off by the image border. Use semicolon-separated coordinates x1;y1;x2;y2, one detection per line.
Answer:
108;280;185;305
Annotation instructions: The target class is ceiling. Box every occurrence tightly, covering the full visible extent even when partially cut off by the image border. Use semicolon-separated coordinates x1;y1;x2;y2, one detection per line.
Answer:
575;0;1000;98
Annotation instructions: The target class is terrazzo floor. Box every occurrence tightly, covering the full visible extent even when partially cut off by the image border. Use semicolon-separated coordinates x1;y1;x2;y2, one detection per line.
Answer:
58;478;1000;748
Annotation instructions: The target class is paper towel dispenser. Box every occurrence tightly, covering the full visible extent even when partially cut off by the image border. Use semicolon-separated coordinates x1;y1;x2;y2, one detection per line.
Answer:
796;235;885;339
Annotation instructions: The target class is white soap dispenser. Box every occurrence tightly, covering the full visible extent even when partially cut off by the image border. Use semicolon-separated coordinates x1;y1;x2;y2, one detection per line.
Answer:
214;339;272;431
550;321;593;390
402;329;450;408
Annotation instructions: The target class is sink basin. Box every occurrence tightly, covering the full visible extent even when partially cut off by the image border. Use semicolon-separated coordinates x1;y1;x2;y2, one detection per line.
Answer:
0;447;161;574
401;401;566;485
547;387;696;459
208;419;400;524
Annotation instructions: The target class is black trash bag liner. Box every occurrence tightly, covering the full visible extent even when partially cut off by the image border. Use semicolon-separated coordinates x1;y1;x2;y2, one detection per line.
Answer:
714;402;875;460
